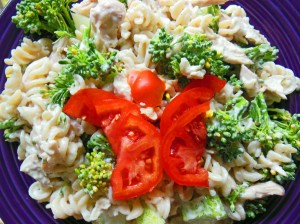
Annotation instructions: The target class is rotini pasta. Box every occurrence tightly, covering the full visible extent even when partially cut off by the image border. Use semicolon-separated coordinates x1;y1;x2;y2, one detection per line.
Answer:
218;5;269;45
258;61;300;101
4;38;52;67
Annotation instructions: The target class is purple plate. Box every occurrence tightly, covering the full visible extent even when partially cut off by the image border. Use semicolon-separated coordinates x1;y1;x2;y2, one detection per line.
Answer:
0;0;299;223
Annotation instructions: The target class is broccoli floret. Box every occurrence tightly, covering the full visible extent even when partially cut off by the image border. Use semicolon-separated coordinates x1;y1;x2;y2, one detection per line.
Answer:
0;117;23;141
225;184;248;213
44;26;122;106
268;108;300;153
245;44;279;71
200;5;221;33
43;72;74;106
249;92;300;154
248;92;281;152
12;0;76;38
244;199;268;219
182;195;227;222
135;205;165;224
228;74;243;91
261;162;297;184
172;33;230;78
75;133;115;196
75;151;113;196
208;92;299;161
60;26;121;82
149;28;174;77
207;97;255;162
87;133;114;158
149;29;230;83
280;163;297;181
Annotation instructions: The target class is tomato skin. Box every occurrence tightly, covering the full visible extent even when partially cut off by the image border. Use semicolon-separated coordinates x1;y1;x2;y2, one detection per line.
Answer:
160;87;213;136
128;70;165;107
111;114;162;200
184;75;226;93
161;102;210;187
63;88;116;126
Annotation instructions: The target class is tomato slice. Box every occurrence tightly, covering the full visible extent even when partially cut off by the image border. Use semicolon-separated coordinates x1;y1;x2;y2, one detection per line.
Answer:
183;74;226;93
64;88;163;200
63;88;116;126
128;70;165;107
94;99;141;155
163;129;208;186
111;114;162;200
174;102;210;148
160;87;213;136
94;98;140;128
161;102;209;186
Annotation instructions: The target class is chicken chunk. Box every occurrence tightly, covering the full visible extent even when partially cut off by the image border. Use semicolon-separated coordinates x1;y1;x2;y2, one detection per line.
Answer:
239;64;260;97
211;35;253;65
90;0;126;51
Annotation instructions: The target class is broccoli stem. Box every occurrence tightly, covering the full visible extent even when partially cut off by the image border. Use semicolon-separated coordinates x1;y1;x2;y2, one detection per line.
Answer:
12;0;76;38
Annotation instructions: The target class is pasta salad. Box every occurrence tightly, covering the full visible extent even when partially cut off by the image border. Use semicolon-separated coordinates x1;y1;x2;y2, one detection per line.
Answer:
1;0;300;223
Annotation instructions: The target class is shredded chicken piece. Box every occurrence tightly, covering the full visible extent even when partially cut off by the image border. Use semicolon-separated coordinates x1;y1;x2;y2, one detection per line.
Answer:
179;58;206;79
211;36;253;65
239;64;260;97
20;154;51;186
90;0;126;51
240;181;285;200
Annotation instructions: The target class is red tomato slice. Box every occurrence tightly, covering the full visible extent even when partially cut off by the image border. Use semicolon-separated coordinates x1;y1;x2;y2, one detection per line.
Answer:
161;102;209;187
128;70;165;107
111;114;162;200
94;98;140;128
160;87;213;136
183;74;226;93
94;99;141;155
174;102;210;148
63;88;116;126
163;130;208;186
64;88;163;200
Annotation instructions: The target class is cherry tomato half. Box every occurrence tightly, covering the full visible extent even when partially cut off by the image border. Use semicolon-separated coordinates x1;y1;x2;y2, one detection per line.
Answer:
128;70;165;107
